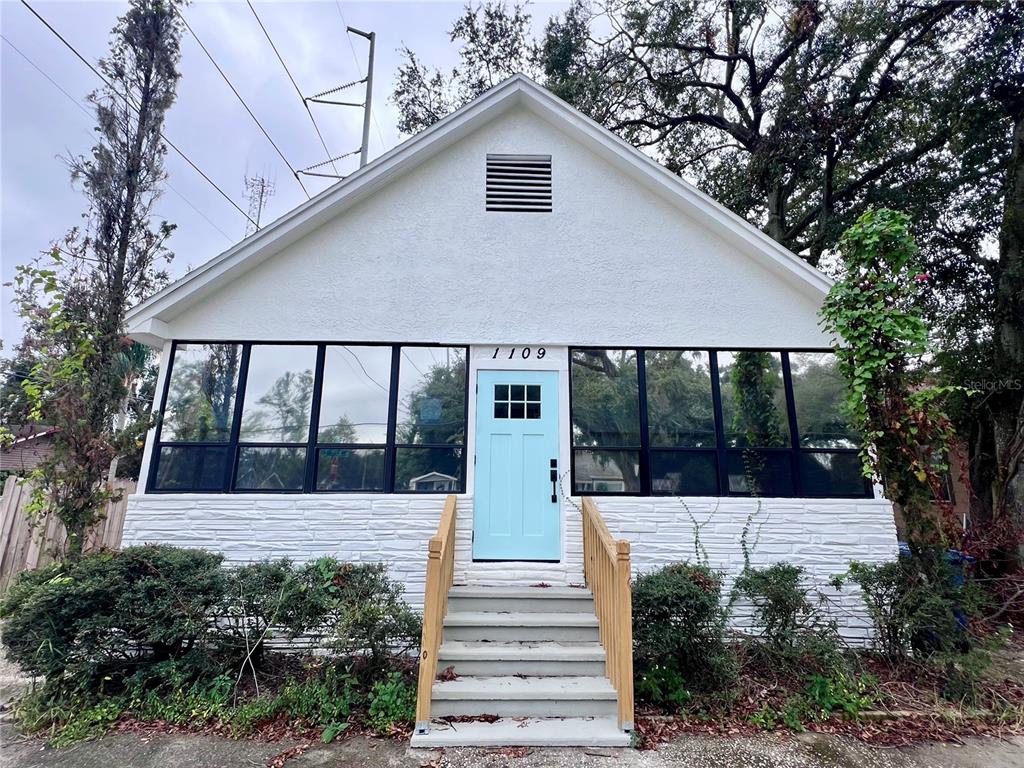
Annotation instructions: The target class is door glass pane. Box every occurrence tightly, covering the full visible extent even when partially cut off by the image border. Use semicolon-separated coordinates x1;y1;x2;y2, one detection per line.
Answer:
494;382;540;420
572;449;640;493
650;451;718;495
645;350;716;447
570;349;641;447
396;347;466;445
240;346;316;443
789;353;858;448
162;343;242;442
799;451;866;496
235;446;306;490
725;450;794;496
717;351;790;448
316;448;386;491
319;346;392;443
394;446;463;492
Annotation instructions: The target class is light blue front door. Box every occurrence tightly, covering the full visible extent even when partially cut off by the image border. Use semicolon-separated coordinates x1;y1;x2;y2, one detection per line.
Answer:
473;370;560;561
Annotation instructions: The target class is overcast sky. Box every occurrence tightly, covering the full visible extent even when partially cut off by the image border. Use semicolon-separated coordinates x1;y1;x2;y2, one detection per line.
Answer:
0;0;568;352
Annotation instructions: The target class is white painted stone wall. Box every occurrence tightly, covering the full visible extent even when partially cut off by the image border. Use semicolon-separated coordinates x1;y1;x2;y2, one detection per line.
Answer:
124;492;896;642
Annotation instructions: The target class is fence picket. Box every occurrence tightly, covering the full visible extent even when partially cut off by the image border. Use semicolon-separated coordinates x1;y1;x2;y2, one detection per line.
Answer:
0;478;135;590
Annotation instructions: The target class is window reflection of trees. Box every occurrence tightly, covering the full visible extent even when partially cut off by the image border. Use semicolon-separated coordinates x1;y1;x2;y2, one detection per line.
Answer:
393;349;466;491
162;344;241;442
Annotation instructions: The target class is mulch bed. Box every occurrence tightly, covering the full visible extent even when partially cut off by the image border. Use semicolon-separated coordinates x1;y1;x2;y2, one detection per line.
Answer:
634;648;1024;750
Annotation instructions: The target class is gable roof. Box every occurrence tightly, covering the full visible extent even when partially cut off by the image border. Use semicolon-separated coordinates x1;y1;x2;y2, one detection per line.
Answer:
127;74;830;345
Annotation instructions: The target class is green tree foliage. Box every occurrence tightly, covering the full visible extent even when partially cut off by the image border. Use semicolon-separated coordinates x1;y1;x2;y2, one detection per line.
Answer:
10;0;184;559
395;0;1024;559
821;209;958;545
395;1;991;265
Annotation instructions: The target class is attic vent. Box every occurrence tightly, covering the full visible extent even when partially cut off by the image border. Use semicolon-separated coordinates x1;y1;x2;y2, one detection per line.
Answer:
486;154;552;212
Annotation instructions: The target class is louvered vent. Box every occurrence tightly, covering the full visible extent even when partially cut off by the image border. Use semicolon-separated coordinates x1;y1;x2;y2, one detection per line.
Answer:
486;154;552;212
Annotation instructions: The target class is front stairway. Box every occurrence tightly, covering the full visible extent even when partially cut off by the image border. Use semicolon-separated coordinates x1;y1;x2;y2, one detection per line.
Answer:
411;495;633;748
410;585;630;747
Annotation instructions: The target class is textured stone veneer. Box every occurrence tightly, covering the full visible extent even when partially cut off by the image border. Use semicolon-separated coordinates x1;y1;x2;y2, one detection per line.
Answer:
124;493;897;643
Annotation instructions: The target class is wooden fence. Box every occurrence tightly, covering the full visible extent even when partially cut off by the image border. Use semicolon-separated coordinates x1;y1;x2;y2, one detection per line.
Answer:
0;476;134;591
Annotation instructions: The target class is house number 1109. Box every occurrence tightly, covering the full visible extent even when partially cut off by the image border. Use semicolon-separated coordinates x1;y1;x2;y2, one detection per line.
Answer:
492;347;546;360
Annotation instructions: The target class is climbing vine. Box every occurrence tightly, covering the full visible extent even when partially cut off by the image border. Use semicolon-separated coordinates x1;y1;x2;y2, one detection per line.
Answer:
821;209;960;546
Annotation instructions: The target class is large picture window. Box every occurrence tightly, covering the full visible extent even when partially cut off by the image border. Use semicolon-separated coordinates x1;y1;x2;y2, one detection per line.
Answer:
150;342;468;494
570;348;868;498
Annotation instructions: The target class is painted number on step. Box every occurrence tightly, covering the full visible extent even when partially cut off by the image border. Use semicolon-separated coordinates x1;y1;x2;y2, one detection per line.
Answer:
492;347;546;360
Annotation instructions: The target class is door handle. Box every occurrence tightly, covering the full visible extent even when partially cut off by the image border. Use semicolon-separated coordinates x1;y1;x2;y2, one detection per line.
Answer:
550;458;558;503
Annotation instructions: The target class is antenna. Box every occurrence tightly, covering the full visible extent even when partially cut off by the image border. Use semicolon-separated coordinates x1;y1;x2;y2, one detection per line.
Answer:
243;175;275;236
298;26;376;180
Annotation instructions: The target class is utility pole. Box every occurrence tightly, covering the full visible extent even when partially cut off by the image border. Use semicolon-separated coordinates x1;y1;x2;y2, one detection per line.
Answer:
243;174;275;236
298;27;377;179
348;26;375;169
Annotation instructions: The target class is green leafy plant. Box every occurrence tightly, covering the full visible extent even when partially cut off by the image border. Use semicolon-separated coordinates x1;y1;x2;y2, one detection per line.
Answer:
632;562;737;695
366;672;415;734
820;208;961;545
635;665;691;711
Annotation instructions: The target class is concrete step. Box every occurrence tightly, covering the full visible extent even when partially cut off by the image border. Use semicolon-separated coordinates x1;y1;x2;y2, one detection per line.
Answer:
443;611;600;643
437;640;607;677
410;716;631;748
447;585;595;614
430;675;618;718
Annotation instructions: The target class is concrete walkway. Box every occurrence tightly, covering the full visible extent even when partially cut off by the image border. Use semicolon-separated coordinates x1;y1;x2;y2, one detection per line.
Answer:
2;724;1022;768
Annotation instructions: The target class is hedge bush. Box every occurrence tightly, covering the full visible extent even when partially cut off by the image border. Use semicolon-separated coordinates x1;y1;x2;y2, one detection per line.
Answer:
734;562;841;670
632;562;736;696
0;546;226;692
0;547;419;708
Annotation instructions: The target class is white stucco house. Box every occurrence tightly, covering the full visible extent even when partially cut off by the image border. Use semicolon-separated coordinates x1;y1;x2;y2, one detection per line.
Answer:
123;75;897;746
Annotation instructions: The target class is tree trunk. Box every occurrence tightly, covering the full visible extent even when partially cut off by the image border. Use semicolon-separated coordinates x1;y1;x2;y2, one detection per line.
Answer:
991;99;1024;555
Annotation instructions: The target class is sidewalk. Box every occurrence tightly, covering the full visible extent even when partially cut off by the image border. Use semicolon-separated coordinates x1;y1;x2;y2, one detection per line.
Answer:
3;723;1023;768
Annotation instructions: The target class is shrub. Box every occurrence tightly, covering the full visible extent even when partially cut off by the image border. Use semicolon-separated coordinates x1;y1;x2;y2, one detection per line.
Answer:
632;563;736;694
220;558;308;662
301;560;421;674
831;552;984;661
0;545;227;694
734;562;841;669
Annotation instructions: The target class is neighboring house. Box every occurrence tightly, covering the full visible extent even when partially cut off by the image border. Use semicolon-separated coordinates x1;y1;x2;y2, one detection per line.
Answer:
0;426;57;475
122;75;897;746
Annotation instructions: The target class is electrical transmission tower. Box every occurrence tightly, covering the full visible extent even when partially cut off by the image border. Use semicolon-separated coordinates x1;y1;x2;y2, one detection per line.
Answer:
243;175;275;236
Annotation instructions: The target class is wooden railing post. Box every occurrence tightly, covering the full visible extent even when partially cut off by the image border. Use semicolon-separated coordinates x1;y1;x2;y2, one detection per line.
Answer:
414;495;457;736
415;538;443;733
581;497;635;734
615;539;634;731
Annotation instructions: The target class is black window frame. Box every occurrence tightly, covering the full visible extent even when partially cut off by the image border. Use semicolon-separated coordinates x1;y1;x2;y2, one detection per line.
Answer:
148;341;469;494
569;347;872;499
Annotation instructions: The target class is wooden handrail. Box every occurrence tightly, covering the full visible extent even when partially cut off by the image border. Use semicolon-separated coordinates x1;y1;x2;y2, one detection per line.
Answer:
414;494;458;734
581;496;634;732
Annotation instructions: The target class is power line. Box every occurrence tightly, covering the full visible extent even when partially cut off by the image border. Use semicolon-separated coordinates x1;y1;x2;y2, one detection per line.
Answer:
19;0;257;230
176;9;309;199
1;32;235;244
333;0;387;152
246;0;341;177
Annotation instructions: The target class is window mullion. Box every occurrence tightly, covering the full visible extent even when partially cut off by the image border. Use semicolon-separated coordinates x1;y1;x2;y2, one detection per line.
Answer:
708;351;728;495
226;344;252;492
384;345;401;493
636;348;651;495
304;345;326;493
780;351;803;497
148;340;178;492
